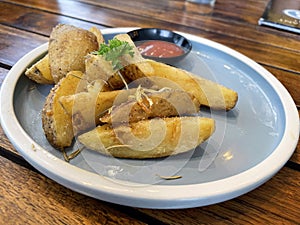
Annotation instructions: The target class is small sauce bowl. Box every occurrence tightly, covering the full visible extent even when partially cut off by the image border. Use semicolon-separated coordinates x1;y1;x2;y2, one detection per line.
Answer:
127;28;192;64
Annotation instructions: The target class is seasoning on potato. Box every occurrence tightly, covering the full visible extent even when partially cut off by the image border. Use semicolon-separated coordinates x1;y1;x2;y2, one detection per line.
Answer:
25;24;238;159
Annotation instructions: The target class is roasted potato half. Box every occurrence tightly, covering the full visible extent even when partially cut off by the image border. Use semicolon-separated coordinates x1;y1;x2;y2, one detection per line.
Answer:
78;116;215;159
100;88;201;124
42;71;85;148
122;60;238;111
59;80;116;135
84;34;153;89
49;24;100;83
25;54;54;84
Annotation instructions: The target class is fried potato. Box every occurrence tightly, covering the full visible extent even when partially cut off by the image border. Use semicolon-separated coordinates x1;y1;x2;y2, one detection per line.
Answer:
89;26;105;47
100;88;201;124
59;88;138;134
39;25;235;159
25;54;54;84
114;34;145;64
122;60;238;110
49;24;99;83
84;34;153;89
78;116;215;159
85;54;125;88
42;71;84;148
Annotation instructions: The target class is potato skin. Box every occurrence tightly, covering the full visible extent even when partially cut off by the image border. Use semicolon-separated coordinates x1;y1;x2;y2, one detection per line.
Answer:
100;89;201;124
42;71;84;148
59;89;131;135
40;26;236;158
25;54;54;84
49;24;99;83
78;117;215;159
121;60;238;111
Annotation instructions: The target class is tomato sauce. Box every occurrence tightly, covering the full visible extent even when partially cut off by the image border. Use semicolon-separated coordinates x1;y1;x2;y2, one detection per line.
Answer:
137;40;184;58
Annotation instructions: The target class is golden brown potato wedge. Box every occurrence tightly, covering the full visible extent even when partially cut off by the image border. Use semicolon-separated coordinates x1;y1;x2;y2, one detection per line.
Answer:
59;88;138;134
84;34;153;89
25;54;54;84
49;24;99;83
122;60;238;110
42;71;84;148
59;80;115;135
100;88;200;124
85;54;124;88
78;116;215;159
114;34;145;64
89;26;105;47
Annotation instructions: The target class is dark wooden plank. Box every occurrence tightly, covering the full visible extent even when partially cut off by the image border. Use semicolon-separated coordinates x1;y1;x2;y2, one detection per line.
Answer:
0;155;147;225
213;0;269;24
265;66;300;106
10;0;269;26
0;67;8;87
0;125;17;156
8;0;300;52
4;0;178;29
291;138;300;164
196;32;300;74
0;2;107;36
0;24;48;66
78;0;300;51
4;0;300;74
138;167;300;225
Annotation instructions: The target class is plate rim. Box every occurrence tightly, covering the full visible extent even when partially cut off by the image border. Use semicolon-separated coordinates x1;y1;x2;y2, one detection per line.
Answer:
0;27;299;209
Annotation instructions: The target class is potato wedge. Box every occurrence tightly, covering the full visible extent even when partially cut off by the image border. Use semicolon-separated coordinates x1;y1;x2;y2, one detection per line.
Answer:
114;34;145;64
59;88;138;134
122;60;238;110
78;116;215;159
25;54;54;84
85;54;125;88
49;24;99;83
59;80;115;135
84;34;153;89
89;26;105;47
42;71;84;148
100;88;200;124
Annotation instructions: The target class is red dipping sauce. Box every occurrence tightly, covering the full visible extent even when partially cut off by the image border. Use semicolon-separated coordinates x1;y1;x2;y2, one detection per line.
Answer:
137;40;185;58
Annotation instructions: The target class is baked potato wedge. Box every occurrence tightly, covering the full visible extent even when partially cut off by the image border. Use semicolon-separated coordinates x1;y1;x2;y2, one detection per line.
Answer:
114;34;145;64
122;60;238;110
84;34;153;89
25;54;54;84
100;88;201;124
89;26;105;48
85;54;124;88
49;24;99;83
59;79;114;135
78;116;215;159
42;71;84;148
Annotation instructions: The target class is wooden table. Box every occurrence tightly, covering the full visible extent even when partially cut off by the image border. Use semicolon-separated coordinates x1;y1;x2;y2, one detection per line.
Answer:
1;0;299;224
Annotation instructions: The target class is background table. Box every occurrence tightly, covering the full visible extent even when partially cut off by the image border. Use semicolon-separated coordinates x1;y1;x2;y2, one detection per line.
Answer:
0;0;299;224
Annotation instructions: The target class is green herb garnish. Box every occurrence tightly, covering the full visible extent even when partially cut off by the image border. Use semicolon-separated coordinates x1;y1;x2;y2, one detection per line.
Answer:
93;39;135;70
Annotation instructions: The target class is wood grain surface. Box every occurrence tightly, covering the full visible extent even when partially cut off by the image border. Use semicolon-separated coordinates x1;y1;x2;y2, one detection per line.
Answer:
0;156;147;225
0;0;299;224
139;167;300;225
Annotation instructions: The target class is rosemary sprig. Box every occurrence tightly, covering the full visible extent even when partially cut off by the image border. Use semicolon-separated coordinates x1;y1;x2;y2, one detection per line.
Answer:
62;147;84;162
156;174;182;180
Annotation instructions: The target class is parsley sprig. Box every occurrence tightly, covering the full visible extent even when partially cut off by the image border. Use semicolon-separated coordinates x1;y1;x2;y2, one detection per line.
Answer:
93;38;135;70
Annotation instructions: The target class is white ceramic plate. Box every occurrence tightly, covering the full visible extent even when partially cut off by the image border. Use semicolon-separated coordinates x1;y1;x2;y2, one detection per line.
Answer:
1;28;299;209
